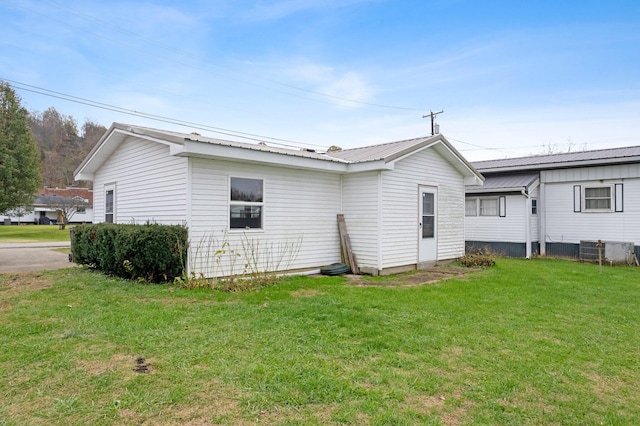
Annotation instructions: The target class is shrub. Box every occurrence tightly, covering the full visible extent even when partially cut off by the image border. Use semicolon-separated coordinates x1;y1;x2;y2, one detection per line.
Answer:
72;223;188;283
458;249;497;268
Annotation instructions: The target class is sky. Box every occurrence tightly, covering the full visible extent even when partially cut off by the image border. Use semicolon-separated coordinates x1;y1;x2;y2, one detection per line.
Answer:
0;0;639;161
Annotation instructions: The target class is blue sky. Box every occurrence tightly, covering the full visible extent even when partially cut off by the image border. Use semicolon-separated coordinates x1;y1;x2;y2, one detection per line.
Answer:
1;0;639;160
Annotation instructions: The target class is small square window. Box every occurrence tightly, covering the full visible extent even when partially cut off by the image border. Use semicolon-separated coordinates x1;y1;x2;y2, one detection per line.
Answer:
480;198;498;216
584;187;611;211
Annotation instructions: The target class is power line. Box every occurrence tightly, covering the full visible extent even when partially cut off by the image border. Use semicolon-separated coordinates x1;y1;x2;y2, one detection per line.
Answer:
3;78;330;149
7;0;425;112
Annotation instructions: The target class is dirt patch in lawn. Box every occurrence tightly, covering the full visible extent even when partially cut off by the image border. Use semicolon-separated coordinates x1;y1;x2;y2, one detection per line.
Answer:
346;266;477;287
0;273;53;296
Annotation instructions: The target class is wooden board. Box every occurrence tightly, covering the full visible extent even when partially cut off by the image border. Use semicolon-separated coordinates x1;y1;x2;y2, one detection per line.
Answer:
337;214;359;274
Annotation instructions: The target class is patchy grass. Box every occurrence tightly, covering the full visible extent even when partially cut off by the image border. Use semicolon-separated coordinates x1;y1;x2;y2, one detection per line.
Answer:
0;225;71;243
1;258;640;424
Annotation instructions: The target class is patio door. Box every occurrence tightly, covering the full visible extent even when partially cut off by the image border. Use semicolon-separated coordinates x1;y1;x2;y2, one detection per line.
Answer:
419;186;437;262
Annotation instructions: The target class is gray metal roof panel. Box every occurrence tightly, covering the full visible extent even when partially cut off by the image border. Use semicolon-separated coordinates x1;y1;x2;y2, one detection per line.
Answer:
466;173;539;192
472;145;640;171
326;136;438;162
114;123;348;163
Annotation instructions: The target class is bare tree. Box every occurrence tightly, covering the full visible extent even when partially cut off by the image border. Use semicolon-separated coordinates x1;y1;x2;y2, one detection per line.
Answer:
39;194;89;230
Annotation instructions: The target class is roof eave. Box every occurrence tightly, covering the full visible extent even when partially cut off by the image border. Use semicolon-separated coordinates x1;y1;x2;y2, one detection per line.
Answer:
476;156;640;174
175;140;356;173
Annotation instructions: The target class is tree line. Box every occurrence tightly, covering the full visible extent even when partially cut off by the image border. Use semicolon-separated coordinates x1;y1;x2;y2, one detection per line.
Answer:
1;81;106;214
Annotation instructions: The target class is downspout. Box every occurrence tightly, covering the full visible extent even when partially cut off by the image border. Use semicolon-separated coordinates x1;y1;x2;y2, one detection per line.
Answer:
539;182;546;255
523;189;531;259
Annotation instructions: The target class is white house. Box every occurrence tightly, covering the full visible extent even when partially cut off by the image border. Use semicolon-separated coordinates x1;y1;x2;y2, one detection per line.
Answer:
465;146;640;262
74;123;483;276
1;189;93;225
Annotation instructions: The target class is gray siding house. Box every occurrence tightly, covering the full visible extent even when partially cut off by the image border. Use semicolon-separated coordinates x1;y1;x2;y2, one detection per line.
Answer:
465;146;640;261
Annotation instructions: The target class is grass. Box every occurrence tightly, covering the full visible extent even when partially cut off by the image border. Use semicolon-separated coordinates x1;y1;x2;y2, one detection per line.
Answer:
1;258;640;424
0;225;72;243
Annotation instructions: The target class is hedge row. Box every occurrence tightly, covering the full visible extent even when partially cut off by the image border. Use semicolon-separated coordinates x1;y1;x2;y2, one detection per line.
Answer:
72;223;188;283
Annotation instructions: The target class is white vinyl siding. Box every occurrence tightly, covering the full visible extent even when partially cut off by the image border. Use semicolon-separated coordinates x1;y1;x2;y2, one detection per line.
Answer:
189;158;342;277
379;147;465;265
541;164;640;245
341;171;382;271
465;195;528;243
543;179;640;245
92;137;187;224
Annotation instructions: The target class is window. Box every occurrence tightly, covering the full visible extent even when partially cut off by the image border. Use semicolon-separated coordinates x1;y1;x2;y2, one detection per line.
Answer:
480;198;498;216
105;185;115;223
465;198;477;216
584;187;611;211
230;177;263;229
77;207;86;214
531;198;537;215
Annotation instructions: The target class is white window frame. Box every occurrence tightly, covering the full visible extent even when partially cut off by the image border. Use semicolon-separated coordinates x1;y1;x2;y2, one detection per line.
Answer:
465;198;477;216
531;198;537;215
583;185;613;212
229;176;264;231
466;196;506;217
104;183;115;223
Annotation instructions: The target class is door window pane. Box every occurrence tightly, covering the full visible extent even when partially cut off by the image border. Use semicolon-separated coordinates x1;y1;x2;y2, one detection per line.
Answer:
422;216;434;238
422;192;435;238
422;193;434;215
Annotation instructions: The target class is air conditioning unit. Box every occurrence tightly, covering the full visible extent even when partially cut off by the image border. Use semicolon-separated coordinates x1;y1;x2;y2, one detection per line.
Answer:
580;240;634;263
579;240;601;261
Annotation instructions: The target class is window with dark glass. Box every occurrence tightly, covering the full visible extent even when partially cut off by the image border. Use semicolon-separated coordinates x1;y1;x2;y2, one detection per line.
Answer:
105;189;114;223
531;198;537;215
230;177;263;229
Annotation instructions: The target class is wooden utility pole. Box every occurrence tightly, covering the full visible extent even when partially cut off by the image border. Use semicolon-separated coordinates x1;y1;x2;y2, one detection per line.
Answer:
422;110;444;135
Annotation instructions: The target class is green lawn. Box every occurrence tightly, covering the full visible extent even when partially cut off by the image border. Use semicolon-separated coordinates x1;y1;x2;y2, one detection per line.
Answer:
1;258;639;425
0;225;72;243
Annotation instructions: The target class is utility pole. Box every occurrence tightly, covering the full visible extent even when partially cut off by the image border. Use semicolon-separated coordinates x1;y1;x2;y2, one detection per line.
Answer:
422;110;444;135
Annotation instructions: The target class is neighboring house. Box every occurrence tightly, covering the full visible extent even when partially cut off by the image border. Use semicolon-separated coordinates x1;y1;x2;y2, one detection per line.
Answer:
465;146;640;261
74;123;483;277
1;188;93;225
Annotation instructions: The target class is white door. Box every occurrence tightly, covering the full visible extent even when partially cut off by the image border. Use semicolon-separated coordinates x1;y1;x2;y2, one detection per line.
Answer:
419;186;437;262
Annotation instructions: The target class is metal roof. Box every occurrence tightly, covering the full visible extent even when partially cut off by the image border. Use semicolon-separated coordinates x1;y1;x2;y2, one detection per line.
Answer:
113;123;349;163
76;124;483;185
466;173;539;193
326;135;439;162
472;145;640;172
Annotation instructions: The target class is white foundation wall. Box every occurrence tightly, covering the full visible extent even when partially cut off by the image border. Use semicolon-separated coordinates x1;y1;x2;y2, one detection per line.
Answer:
188;158;343;277
92;137;188;224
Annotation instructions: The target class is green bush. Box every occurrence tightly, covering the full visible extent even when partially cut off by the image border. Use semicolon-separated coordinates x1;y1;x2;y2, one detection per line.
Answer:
458;248;497;268
72;223;188;283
